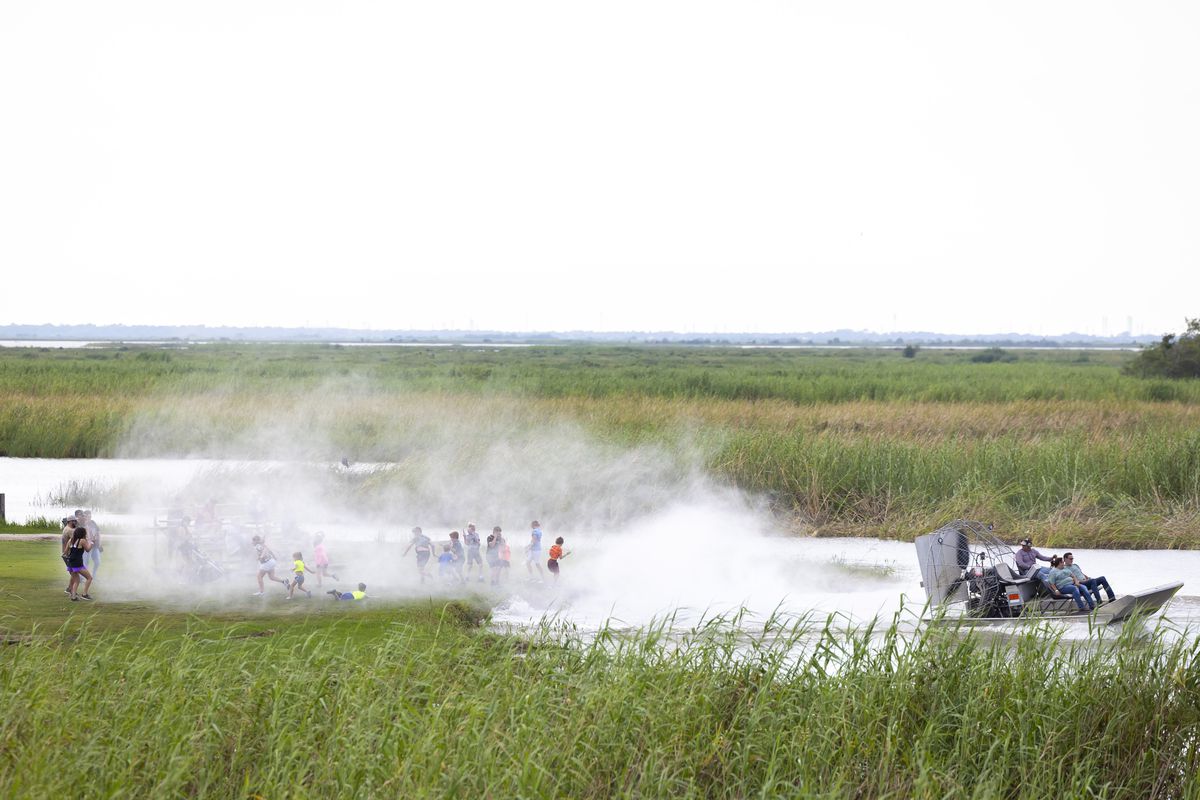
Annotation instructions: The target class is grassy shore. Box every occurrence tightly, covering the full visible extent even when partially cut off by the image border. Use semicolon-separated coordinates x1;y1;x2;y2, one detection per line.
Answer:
2;344;1199;547
2;539;1198;799
0;517;57;535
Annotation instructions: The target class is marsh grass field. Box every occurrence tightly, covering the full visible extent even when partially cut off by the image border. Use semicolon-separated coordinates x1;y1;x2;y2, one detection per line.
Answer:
4;344;1200;797
3;344;1199;547
3;540;1200;799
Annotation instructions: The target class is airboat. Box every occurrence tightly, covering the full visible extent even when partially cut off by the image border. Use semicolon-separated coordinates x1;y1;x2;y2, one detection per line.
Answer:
915;520;1183;624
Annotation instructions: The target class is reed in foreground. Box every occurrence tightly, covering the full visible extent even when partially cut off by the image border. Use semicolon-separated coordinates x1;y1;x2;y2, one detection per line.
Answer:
2;609;1197;799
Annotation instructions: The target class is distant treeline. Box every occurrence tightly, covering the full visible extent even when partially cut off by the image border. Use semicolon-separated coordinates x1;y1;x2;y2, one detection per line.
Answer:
1124;318;1200;379
0;323;1160;347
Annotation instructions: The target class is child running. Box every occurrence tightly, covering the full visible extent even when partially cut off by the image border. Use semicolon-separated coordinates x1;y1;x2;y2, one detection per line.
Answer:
463;523;484;583
486;533;500;585
312;532;338;586
449;531;466;584
288;552;314;599
438;544;454;582
402;527;433;583
495;527;511;583
525;520;545;582
251;535;291;596
327;583;367;601
547;536;570;583
63;527;94;601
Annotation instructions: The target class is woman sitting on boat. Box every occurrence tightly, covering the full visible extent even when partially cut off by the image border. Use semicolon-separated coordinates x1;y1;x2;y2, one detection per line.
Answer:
1045;555;1095;612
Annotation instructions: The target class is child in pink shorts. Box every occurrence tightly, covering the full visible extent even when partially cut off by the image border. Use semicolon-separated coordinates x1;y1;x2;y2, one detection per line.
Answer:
312;532;338;586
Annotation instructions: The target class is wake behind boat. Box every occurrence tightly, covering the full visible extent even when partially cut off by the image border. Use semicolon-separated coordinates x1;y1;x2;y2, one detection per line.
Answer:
916;520;1183;625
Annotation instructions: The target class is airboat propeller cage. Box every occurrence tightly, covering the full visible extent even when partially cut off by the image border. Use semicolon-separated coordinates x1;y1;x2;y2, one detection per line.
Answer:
915;520;1002;605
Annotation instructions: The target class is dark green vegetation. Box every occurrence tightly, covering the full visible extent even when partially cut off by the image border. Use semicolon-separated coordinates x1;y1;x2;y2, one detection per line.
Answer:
6;342;1200;407
0;517;57;535
2;344;1200;546
1125;318;1200;380
969;347;1018;363
3;540;1199;799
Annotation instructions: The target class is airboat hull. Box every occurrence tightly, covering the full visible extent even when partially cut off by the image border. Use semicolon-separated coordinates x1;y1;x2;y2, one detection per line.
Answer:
1094;581;1183;623
927;581;1184;626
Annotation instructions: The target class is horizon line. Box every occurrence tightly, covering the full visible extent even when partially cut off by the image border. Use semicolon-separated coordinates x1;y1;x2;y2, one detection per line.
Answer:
0;322;1161;341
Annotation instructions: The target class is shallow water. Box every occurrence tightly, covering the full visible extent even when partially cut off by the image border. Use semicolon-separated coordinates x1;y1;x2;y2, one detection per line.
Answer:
489;536;1200;638
0;457;383;525
2;457;1197;634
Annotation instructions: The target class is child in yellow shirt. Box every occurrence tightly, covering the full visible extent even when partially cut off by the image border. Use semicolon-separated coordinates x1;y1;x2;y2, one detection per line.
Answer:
288;551;314;599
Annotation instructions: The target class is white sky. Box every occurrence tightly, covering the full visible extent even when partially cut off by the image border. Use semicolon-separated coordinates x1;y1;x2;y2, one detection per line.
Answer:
1;2;1197;335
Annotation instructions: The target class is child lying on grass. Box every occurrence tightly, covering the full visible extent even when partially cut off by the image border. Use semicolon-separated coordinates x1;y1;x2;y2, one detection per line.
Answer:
327;583;367;601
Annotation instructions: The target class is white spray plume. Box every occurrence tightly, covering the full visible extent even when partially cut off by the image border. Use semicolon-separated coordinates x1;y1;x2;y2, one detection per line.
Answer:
82;378;914;624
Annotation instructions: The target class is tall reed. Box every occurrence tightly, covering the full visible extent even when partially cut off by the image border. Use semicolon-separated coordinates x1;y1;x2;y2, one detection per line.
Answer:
1;611;1197;798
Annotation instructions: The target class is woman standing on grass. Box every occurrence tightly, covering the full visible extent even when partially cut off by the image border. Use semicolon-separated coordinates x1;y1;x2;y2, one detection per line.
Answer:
63;527;94;601
60;517;78;594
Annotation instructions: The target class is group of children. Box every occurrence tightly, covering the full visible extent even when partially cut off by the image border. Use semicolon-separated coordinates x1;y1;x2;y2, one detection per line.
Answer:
404;521;570;586
58;511;570;604
250;532;363;600
247;522;572;601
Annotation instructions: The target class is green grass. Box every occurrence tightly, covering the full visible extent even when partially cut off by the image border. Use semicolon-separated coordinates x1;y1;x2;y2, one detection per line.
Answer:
0;517;58;535
6;343;1196;405
2;540;1199;798
716;427;1200;546
3;344;1200;547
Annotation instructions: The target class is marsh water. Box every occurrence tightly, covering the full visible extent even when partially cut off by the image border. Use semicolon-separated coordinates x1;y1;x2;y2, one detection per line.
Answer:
3;457;1198;635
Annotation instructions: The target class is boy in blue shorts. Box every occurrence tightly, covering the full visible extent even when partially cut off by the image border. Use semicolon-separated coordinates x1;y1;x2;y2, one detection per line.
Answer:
287;551;314;599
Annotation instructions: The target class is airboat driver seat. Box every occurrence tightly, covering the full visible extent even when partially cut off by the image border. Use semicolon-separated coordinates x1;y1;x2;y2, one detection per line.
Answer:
993;562;1024;584
994;561;1045;605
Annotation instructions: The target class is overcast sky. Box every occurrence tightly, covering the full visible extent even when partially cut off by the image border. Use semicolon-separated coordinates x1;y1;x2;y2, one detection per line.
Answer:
2;2;1197;335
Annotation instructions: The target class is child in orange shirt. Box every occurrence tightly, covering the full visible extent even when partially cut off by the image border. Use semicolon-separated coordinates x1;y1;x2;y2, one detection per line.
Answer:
546;537;570;583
